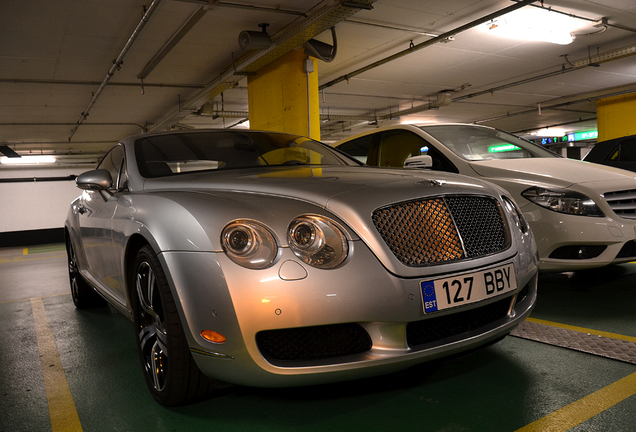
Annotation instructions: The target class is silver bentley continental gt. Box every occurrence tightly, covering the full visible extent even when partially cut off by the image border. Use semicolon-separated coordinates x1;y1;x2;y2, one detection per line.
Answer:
65;130;538;406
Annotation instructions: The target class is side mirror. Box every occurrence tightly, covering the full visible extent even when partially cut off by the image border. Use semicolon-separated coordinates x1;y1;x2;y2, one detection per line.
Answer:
76;169;113;190
404;155;433;169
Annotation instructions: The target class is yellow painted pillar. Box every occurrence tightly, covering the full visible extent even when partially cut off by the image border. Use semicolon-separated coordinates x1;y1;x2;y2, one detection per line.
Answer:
247;49;320;140
596;94;636;141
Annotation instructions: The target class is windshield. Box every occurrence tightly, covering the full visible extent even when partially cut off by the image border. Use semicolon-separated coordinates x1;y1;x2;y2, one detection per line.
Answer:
419;125;557;161
135;131;359;178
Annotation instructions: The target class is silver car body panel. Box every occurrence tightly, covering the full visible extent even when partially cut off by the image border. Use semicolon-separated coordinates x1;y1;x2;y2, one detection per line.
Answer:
66;130;538;388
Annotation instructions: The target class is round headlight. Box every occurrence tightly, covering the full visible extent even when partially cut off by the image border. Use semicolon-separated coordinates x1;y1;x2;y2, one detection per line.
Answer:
291;222;316;248
221;220;278;269
227;227;252;253
288;215;348;269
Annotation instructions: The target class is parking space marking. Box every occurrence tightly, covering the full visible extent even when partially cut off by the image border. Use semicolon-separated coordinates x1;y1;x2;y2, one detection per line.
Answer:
23;244;66;255
31;297;83;432
0;253;67;264
515;371;636;432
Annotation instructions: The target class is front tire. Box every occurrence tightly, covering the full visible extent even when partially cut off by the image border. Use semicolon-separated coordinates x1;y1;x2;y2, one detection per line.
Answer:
132;245;215;406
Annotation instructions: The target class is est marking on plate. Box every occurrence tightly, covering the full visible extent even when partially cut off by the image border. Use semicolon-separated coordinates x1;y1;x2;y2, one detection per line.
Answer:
420;263;516;313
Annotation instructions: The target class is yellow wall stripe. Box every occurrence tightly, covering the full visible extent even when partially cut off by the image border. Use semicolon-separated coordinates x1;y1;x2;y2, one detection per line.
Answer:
527;317;636;343
515;371;636;432
31;297;83;432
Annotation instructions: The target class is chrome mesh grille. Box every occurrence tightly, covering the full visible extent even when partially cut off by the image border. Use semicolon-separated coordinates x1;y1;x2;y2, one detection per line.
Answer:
603;189;636;220
445;196;508;257
372;196;509;267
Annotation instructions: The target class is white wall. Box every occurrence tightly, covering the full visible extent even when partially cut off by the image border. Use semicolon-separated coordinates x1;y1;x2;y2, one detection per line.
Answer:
0;167;90;232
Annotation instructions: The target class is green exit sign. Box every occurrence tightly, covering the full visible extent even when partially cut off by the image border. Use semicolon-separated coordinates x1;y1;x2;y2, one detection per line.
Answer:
567;130;598;141
488;144;521;153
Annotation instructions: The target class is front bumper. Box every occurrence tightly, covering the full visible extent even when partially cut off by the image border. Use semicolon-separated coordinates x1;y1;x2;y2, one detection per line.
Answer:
159;243;537;388
522;205;636;272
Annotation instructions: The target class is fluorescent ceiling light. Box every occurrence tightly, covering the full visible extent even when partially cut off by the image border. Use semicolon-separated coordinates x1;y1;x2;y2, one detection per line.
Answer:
1;155;57;165
484;7;587;45
532;128;566;137
401;119;434;125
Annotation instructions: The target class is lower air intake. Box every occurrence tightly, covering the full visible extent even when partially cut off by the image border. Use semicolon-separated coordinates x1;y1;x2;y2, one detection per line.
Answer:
256;323;372;363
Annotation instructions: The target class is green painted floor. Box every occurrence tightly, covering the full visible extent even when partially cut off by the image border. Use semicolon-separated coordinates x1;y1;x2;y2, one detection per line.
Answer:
1;245;635;431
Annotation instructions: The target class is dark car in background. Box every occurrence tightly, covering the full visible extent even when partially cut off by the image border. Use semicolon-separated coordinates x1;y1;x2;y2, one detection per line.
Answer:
584;134;636;173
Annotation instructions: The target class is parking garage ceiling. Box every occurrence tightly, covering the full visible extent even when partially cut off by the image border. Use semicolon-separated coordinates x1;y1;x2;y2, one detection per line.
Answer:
1;0;635;163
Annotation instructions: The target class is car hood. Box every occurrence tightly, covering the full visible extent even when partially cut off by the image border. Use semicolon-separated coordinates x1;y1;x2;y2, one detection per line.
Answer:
143;166;500;209
468;157;636;188
143;166;515;277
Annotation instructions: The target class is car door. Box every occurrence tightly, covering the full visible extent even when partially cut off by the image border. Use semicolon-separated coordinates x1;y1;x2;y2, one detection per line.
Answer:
77;145;127;301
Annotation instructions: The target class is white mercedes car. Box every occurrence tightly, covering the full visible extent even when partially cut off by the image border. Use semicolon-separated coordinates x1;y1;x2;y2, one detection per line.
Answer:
335;124;636;272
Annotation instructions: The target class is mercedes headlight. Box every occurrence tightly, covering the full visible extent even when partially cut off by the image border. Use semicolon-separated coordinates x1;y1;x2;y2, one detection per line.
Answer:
221;220;278;269
288;215;348;269
521;187;604;217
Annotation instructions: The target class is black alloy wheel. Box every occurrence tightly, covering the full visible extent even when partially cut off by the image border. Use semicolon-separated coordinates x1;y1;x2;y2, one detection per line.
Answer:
132;244;215;406
66;237;105;309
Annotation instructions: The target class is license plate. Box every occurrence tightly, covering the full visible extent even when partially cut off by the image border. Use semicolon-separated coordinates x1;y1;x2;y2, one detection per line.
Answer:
420;263;517;313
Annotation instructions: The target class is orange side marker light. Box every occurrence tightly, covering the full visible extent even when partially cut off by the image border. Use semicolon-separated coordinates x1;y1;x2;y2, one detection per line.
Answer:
201;330;226;344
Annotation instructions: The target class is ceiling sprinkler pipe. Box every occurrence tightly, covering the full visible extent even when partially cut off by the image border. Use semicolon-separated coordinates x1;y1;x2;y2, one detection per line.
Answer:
319;0;536;90
68;0;163;142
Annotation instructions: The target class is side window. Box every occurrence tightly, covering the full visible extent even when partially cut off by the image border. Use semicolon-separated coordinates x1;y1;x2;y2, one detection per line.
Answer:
608;147;619;161
377;130;458;173
97;145;126;191
118;158;128;191
378;130;427;167
337;135;376;164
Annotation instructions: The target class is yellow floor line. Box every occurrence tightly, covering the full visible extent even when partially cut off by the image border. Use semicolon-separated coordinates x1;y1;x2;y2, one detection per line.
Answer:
24;244;66;255
527;317;636;343
0;253;67;264
31;297;83;432
0;292;71;306
515;371;636;432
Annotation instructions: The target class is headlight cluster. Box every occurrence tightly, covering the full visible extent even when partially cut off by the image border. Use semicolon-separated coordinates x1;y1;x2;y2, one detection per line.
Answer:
221;220;278;269
221;215;348;270
521;187;604;217
288;216;348;269
501;195;529;234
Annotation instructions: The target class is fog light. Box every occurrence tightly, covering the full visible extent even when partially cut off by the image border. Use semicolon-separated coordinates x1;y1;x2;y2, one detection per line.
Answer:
578;247;589;259
201;330;226;344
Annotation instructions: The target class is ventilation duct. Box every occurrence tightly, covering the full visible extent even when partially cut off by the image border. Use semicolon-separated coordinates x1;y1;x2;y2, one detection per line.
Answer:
430;92;452;108
304;27;337;62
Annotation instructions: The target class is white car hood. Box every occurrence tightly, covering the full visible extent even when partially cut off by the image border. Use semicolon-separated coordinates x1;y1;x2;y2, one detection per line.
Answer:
468;157;636;188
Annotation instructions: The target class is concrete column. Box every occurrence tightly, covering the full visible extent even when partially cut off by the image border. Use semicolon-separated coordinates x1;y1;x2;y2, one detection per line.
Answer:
247;49;320;140
597;94;636;141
